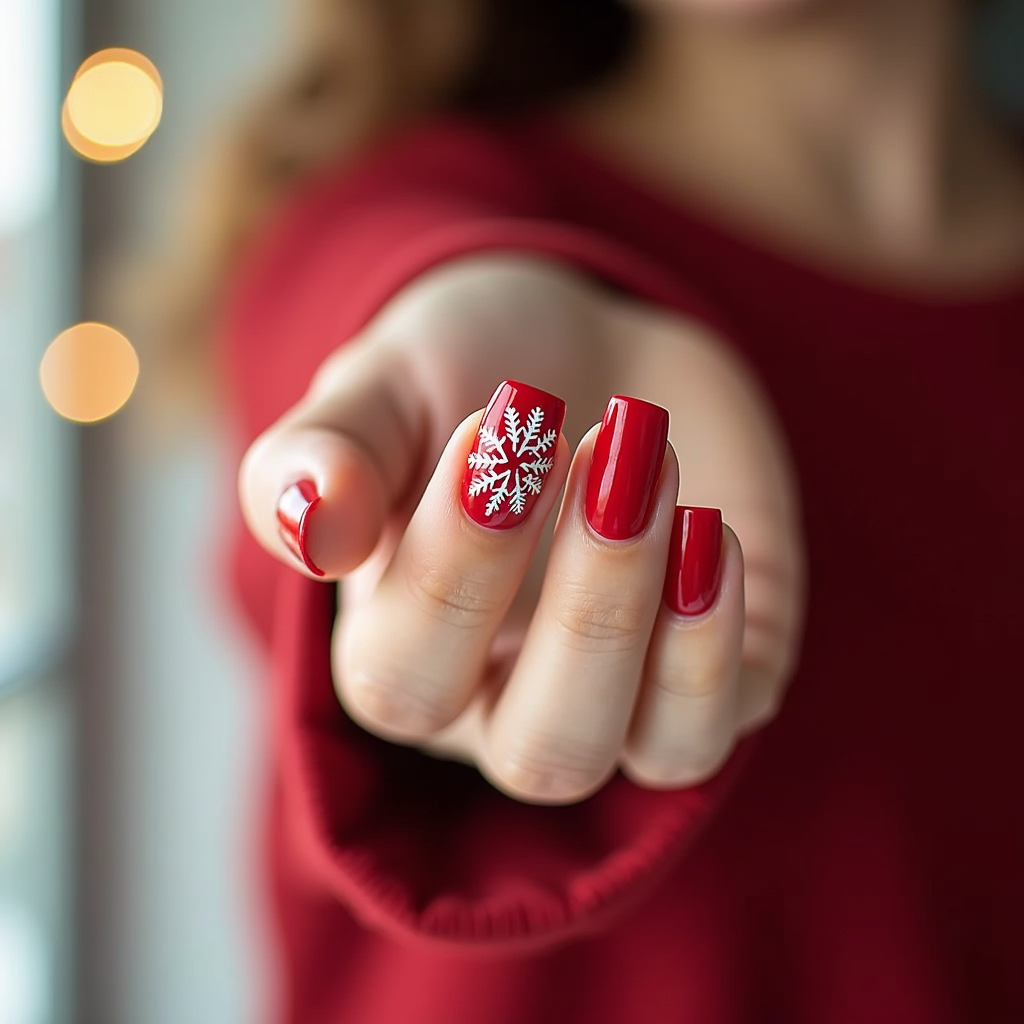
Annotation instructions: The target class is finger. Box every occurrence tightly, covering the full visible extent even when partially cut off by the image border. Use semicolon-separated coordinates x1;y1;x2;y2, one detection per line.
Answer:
335;381;569;742
237;338;426;579
620;514;745;789
483;396;677;805
733;524;806;735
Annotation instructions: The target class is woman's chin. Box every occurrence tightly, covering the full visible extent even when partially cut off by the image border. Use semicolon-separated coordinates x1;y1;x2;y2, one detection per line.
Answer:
635;0;820;19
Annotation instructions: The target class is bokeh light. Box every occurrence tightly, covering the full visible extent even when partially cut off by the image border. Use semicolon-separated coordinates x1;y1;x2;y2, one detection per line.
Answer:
40;323;140;423
63;48;163;162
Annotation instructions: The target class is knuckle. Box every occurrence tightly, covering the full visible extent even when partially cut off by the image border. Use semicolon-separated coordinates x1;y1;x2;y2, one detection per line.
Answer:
550;581;649;651
654;654;728;700
653;623;740;699
497;734;612;804
625;736;733;789
344;670;459;738
332;631;458;737
406;554;504;629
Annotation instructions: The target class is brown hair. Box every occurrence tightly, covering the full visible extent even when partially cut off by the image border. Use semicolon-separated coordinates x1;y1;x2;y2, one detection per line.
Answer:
152;0;636;410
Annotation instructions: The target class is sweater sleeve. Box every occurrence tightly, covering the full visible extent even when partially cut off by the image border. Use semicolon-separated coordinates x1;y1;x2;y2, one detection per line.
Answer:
218;117;753;956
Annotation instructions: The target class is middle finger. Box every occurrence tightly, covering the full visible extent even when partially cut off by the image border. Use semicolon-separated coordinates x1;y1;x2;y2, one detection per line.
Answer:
484;396;676;805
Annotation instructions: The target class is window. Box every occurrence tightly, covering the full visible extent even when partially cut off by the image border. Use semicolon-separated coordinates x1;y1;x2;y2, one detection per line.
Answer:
0;0;76;1021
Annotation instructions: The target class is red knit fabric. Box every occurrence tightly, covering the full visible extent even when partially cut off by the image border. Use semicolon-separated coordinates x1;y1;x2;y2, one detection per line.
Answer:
219;116;1024;1024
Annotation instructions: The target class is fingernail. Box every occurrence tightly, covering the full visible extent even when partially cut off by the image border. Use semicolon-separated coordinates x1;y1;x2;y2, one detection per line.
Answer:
585;395;669;540
462;380;566;530
664;507;723;616
277;480;325;576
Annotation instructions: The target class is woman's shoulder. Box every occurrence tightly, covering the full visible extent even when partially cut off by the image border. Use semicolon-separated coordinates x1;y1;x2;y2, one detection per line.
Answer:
226;114;559;320
300;113;556;216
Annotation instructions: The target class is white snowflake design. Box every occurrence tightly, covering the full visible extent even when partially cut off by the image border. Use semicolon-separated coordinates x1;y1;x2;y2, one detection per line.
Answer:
467;403;558;517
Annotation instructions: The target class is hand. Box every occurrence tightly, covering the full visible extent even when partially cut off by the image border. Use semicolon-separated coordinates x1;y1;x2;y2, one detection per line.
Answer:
239;256;805;804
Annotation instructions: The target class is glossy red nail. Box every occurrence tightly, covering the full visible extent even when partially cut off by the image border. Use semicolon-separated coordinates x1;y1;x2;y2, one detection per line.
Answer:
586;395;669;540
462;380;566;530
664;507;723;616
277;480;325;577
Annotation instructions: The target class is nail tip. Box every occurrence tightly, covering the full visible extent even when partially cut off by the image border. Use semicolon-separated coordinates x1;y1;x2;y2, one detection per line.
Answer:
665;504;724;617
278;481;326;577
500;378;567;411
297;495;326;576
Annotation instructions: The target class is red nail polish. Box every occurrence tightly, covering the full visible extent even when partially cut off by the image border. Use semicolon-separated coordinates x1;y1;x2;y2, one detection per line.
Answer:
585;395;669;540
462;380;566;530
277;480;325;577
664;507;723;616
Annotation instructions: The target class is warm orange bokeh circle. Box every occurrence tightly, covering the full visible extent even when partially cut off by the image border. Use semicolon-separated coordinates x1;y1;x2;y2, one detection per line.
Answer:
40;323;140;423
63;48;163;162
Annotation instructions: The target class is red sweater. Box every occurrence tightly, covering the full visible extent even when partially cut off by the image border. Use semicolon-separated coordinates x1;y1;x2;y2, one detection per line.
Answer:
220;116;1024;1024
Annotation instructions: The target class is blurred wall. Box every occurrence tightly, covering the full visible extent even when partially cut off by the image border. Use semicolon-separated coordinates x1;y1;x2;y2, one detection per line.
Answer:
76;1;283;1022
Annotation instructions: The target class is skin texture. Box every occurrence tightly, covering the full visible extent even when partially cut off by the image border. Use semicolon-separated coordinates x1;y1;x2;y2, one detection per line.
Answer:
241;258;802;803
238;0;1024;804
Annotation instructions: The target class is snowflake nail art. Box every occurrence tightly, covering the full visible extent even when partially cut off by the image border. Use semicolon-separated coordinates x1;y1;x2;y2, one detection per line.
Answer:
462;380;566;530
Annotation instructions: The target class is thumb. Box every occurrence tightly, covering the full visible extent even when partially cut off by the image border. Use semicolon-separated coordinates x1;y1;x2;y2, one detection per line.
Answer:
238;338;427;580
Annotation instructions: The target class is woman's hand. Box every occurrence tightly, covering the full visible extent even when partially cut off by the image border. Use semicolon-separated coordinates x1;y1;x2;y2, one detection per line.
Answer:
238;256;805;804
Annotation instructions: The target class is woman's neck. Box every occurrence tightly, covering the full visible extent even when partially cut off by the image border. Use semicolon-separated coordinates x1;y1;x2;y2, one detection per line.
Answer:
563;0;1024;284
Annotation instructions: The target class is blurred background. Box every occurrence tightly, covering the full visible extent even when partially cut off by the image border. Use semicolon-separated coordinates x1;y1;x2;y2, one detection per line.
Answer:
0;1;1022;1022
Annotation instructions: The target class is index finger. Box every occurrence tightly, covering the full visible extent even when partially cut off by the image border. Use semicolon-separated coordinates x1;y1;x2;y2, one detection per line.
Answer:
335;381;570;741
237;337;426;579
